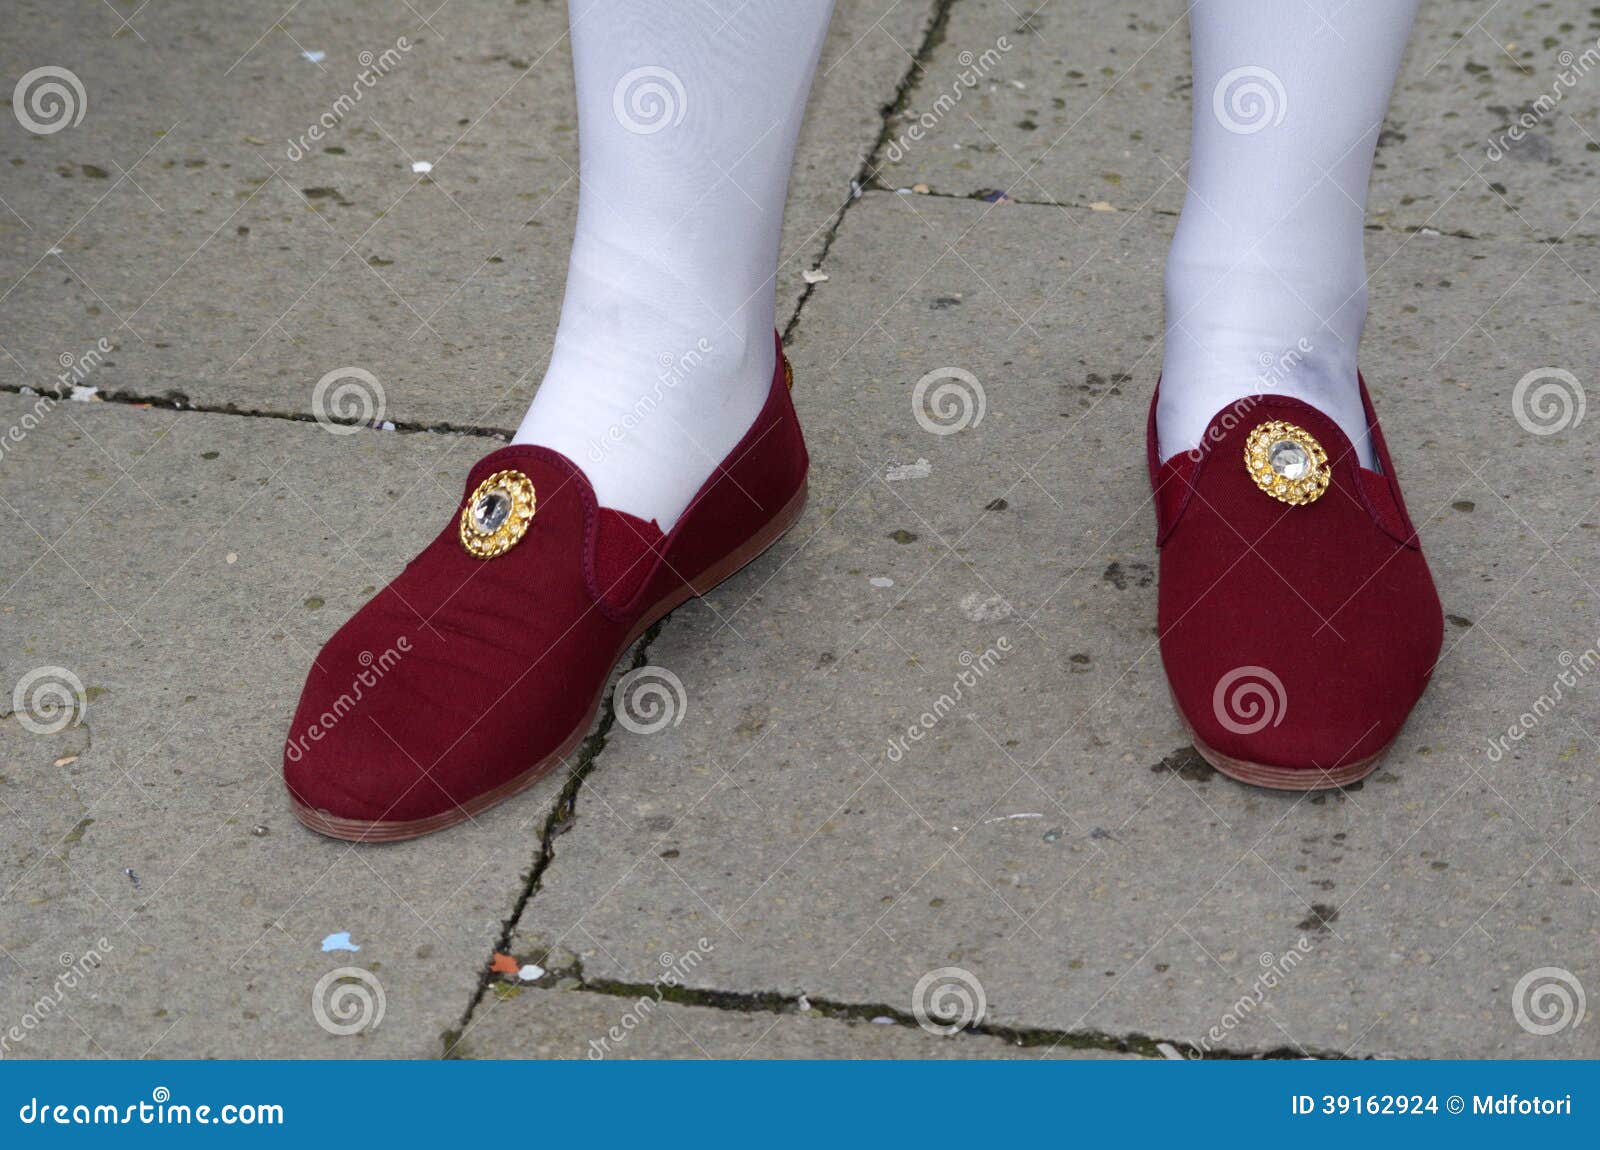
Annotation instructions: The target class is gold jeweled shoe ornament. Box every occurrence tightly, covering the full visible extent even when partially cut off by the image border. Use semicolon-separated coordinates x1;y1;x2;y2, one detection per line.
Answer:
1244;421;1330;506
459;470;536;558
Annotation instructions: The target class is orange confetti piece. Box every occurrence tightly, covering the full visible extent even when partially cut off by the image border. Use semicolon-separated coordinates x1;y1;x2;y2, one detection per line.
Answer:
489;952;519;975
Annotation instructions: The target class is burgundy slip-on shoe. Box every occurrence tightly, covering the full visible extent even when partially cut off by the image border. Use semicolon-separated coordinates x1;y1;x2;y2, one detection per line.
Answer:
283;337;808;840
1148;376;1443;790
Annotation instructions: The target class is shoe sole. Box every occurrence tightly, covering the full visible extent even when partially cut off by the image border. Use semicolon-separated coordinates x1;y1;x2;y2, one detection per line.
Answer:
1189;735;1384;790
1172;702;1385;791
291;479;809;843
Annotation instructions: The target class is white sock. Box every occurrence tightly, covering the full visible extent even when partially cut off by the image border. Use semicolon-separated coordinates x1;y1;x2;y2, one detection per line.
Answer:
513;0;834;528
1158;0;1419;468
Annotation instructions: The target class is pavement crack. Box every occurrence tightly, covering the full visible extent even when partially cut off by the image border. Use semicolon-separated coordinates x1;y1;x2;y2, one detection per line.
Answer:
782;0;959;344
447;0;960;1057
442;621;666;1058
513;974;1353;1060
0;383;513;440
884;187;1498;242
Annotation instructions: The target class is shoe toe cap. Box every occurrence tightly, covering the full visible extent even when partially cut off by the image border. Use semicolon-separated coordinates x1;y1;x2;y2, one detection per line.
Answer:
1171;648;1428;774
281;620;463;825
282;698;438;824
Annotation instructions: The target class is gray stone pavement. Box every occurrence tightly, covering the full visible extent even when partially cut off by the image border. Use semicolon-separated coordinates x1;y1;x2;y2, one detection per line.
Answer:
1;0;1597;1060
896;0;1600;237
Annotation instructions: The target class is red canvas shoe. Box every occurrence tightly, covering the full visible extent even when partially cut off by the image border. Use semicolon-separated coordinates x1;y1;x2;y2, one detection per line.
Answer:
1148;377;1443;789
284;338;808;840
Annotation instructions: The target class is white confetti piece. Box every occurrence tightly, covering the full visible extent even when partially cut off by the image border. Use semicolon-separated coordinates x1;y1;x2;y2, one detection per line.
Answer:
302;50;326;64
411;160;433;174
959;591;1012;623
802;268;828;284
885;458;931;482
869;576;894;589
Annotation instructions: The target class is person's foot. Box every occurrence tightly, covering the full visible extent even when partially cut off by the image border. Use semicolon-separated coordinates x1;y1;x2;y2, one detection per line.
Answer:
283;341;807;840
1147;375;1442;789
1158;0;1421;472
508;0;835;532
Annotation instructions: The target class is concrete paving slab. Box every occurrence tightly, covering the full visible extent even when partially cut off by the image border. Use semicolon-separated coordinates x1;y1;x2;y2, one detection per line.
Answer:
0;0;936;425
883;0;1600;241
0;396;579;1057
491;190;1600;1060
457;983;1145;1059
4;0;1598;1065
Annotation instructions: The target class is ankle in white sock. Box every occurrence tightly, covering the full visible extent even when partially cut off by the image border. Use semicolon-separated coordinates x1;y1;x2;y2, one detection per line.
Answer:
512;0;834;529
1158;0;1419;469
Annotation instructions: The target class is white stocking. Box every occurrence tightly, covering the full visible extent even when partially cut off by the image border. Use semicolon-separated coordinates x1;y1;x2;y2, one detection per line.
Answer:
1159;0;1420;467
513;0;835;527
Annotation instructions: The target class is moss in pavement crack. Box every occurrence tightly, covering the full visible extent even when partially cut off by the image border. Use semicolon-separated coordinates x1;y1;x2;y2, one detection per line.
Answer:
443;621;666;1057
512;975;1351;1061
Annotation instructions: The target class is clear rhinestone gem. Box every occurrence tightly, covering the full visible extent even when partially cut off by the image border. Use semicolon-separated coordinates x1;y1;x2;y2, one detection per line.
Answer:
1268;439;1310;481
472;489;512;533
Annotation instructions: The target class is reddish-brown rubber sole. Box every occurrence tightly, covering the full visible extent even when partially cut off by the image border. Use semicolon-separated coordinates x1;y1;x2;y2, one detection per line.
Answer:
1188;734;1383;791
1171;700;1385;791
291;479;809;843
